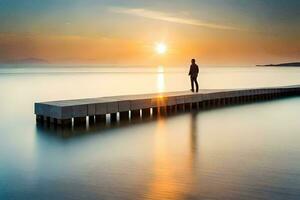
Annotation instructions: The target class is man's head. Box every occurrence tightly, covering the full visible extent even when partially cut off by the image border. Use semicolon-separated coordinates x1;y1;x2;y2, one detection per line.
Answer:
191;59;196;64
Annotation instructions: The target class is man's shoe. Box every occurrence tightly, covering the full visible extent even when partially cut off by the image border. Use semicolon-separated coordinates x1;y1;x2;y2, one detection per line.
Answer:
191;89;194;92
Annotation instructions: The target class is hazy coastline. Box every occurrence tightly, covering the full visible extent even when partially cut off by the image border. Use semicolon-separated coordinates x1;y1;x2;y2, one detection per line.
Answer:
257;62;300;67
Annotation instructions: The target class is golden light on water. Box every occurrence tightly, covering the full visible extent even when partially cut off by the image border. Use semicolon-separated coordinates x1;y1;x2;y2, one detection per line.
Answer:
157;66;165;92
155;42;167;55
144;119;181;200
144;116;197;200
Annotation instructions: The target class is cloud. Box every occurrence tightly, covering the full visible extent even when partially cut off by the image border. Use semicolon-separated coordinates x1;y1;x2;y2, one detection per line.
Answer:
110;7;241;31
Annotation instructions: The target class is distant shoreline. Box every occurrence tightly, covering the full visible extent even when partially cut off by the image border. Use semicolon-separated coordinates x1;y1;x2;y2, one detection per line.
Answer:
257;62;300;67
0;58;49;64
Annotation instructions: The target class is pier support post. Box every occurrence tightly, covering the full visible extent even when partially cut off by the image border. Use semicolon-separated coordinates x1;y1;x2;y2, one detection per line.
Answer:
89;116;95;124
166;106;172;114
214;99;219;107
219;99;223;106
232;97;235;104
74;117;86;125
210;100;214;108
205;101;210;109
225;98;230;105
142;108;151;118
159;106;167;116
44;116;50;124
257;95;260;101
212;100;216;107
57;119;72;126
221;99;225;106
192;102;198;110
240;96;244;103
224;98;228;105
184;103;191;111
249;95;253;102
210;100;214;107
217;99;221;107
199;102;203;109
177;104;185;112
152;107;158;116
36;115;44;123
110;113;117;122
167;105;176;114
245;96;249;102
174;105;178;113
131;110;141;119
50;118;56;124
239;96;243;103
232;97;236;104
173;105;178;112
120;111;130;121
96;114;106;123
202;101;207;109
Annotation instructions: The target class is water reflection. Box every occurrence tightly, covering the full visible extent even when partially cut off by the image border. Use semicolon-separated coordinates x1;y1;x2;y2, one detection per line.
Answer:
157;66;165;93
144;113;199;200
190;112;198;171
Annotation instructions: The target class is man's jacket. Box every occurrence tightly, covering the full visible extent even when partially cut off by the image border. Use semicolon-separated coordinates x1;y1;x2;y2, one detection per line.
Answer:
189;64;199;78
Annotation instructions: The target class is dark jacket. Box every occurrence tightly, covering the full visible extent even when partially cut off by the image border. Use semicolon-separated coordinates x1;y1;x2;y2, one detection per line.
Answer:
189;64;199;77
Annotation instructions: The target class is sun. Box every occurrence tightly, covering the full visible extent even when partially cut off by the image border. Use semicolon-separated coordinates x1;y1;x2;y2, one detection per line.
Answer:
155;42;167;55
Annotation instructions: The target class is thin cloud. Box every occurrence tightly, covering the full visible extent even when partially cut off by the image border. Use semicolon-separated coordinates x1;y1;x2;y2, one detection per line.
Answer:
110;7;241;31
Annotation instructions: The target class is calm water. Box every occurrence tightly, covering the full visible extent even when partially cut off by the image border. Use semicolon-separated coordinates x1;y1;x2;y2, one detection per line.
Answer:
1;66;300;200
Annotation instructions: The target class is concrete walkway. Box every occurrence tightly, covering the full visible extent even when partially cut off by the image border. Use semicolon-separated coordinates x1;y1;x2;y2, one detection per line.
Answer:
35;85;300;126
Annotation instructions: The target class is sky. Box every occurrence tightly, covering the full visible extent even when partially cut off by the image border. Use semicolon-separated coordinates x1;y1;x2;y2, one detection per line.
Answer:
0;0;299;66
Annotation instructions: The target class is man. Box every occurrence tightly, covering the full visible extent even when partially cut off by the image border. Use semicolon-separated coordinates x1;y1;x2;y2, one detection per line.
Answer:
189;59;199;92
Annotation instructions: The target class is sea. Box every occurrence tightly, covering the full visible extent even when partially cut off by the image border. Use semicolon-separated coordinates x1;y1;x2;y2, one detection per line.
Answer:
0;64;300;200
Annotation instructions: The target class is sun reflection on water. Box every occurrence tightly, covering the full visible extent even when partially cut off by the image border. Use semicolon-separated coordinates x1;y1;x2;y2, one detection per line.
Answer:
144;119;181;200
143;116;199;200
157;66;165;93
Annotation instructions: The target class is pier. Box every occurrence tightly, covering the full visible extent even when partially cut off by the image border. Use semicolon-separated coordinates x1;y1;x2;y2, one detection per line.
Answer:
35;85;300;126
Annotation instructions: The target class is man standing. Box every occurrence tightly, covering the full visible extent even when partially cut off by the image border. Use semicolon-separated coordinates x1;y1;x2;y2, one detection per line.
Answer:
189;59;199;92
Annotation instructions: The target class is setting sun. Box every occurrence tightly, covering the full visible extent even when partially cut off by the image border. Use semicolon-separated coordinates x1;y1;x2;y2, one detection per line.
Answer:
155;42;167;55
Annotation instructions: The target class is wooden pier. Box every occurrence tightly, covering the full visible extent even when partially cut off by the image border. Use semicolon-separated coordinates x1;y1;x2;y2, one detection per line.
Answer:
35;85;300;126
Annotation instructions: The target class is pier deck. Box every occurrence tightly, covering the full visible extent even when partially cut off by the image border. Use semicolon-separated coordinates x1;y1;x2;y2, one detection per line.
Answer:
35;85;300;126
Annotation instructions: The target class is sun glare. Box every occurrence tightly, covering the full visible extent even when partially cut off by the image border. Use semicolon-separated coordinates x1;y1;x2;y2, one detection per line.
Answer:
155;42;167;54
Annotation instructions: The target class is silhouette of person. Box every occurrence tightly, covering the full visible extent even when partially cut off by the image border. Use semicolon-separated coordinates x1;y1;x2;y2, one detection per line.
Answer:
189;59;199;92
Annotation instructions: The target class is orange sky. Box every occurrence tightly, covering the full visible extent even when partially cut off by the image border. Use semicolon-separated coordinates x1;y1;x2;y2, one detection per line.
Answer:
0;0;299;66
1;33;298;66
